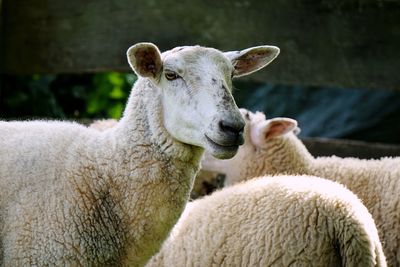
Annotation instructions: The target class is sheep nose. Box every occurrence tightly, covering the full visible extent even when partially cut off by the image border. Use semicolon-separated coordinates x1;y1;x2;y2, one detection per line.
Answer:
219;120;244;135
218;120;245;145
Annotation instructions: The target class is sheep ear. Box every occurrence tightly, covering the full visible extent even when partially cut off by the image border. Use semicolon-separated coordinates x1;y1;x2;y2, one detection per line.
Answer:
250;118;297;146
293;126;302;136
127;43;162;79
224;45;280;78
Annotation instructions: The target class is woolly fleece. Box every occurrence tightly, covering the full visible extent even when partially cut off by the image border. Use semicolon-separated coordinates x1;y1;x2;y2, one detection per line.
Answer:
202;109;400;266
146;175;386;267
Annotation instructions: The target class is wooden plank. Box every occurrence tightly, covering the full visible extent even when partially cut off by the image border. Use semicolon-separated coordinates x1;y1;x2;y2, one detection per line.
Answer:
1;0;400;90
302;137;400;159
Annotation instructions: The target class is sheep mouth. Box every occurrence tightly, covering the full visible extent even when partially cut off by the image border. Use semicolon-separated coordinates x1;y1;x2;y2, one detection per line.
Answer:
205;135;238;148
204;135;239;159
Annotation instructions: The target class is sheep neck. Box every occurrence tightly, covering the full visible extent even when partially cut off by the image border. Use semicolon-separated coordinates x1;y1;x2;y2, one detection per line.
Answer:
117;78;204;163
262;133;314;175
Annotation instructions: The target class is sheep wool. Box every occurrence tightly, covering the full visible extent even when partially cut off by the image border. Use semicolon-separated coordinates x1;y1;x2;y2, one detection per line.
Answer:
89;118;118;131
0;44;280;266
0;69;203;267
202;109;400;267
146;175;386;267
89;120;224;200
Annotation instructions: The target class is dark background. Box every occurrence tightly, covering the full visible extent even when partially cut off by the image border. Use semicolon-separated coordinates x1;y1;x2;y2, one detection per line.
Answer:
1;0;399;145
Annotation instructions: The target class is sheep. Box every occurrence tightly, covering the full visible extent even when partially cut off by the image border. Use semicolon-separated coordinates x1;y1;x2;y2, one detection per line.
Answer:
0;43;280;266
202;108;400;267
146;175;387;267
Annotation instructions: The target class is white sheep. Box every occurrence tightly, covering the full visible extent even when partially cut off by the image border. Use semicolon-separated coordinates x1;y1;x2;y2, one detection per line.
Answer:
0;44;280;266
202;109;400;267
146;175;387;267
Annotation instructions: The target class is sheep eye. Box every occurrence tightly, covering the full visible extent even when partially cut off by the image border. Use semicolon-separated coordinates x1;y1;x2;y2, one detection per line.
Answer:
165;71;180;81
245;112;250;120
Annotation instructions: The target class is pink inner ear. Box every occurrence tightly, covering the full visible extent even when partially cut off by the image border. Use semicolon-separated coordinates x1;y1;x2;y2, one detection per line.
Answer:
235;50;273;75
235;59;261;76
264;123;286;139
250;118;297;146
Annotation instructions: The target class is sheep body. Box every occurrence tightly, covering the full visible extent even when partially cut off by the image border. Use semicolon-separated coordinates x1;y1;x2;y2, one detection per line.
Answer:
0;81;203;266
146;175;386;267
0;44;280;266
202;109;400;266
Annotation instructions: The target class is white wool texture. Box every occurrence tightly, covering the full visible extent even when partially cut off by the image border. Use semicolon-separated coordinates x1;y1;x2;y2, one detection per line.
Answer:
202;109;400;267
146;175;386;267
0;78;203;266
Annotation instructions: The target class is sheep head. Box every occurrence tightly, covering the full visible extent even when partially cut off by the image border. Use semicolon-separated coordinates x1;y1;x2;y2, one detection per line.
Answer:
127;43;280;159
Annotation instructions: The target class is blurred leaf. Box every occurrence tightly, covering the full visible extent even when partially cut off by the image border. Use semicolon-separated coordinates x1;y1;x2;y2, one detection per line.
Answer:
108;103;124;119
109;86;125;99
108;73;124;87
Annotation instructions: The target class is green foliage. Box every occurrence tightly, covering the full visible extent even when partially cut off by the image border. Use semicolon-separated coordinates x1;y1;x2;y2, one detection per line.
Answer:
87;72;136;119
0;73;137;120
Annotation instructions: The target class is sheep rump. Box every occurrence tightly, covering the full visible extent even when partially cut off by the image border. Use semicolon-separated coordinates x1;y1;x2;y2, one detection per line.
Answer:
146;175;386;267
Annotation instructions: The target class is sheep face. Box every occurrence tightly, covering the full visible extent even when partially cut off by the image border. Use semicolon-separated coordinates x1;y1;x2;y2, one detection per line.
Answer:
127;43;280;159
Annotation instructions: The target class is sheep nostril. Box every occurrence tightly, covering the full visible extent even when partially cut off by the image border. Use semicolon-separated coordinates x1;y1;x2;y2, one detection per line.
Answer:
219;120;244;136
